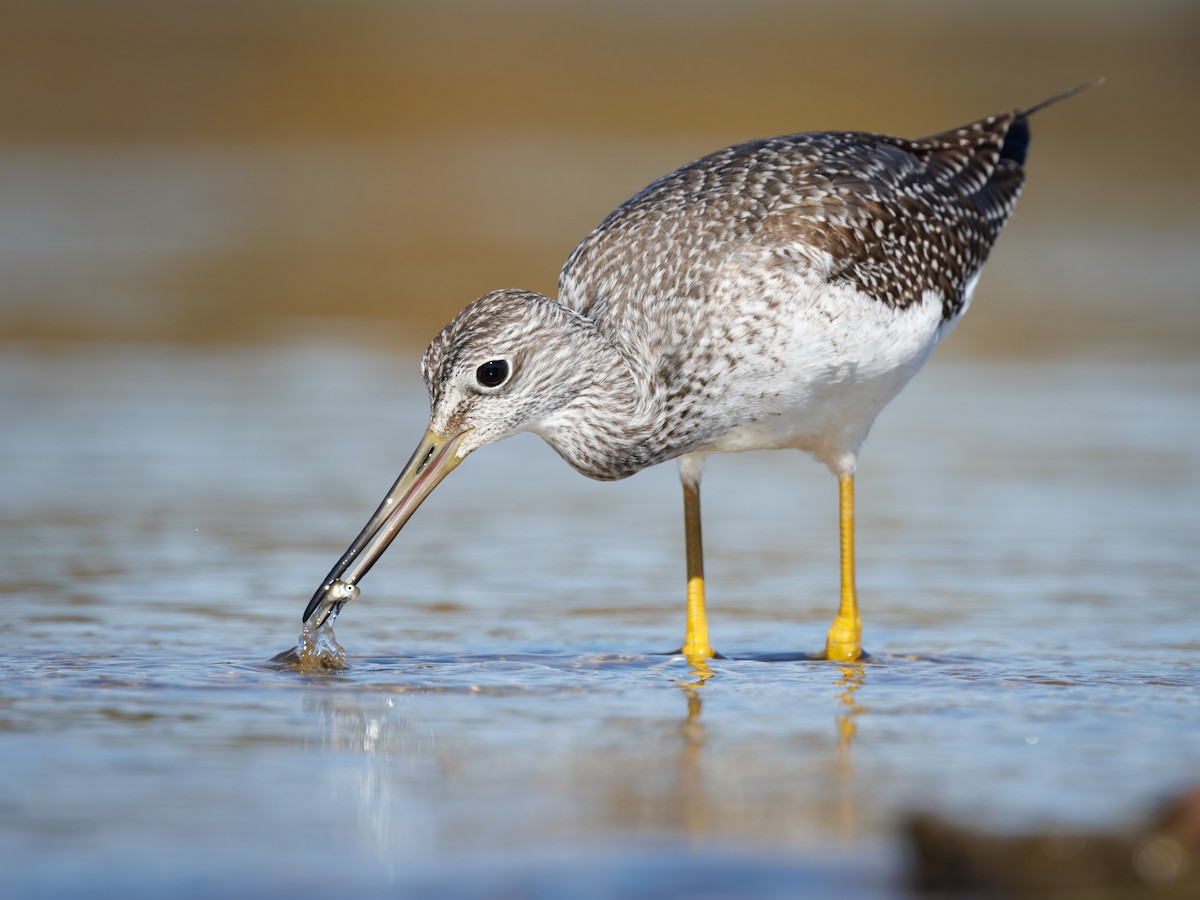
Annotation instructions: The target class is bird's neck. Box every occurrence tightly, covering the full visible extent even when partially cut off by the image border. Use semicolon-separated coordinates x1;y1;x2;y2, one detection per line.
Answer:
532;324;673;482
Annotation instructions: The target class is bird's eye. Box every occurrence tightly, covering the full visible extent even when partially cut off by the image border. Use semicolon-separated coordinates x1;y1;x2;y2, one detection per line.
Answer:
475;359;510;388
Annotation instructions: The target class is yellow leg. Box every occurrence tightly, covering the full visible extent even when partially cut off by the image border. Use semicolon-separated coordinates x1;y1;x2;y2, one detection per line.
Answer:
824;473;863;661
679;477;715;661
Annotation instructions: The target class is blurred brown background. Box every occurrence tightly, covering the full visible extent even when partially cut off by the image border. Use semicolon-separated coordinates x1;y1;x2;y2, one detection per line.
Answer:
1;0;1196;356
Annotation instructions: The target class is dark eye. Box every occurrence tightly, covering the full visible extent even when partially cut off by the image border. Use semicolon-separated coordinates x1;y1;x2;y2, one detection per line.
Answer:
475;359;510;388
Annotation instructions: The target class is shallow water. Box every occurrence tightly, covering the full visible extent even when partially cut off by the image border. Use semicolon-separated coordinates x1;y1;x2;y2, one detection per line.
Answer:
2;343;1199;898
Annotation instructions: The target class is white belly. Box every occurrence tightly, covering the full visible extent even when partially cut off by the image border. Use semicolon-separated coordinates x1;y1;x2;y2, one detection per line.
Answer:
699;279;951;475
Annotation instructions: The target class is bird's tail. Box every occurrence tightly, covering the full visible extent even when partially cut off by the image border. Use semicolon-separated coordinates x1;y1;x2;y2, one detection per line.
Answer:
1016;78;1105;119
1001;78;1103;166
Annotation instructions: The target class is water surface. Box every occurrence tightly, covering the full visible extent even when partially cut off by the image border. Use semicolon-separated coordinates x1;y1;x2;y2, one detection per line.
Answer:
2;344;1198;898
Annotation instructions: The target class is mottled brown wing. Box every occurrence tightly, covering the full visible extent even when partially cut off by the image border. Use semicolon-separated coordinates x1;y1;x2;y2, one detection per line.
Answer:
750;113;1027;322
559;113;1028;334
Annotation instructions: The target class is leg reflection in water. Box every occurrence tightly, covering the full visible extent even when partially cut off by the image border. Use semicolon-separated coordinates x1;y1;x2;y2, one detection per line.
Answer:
675;658;714;841
666;656;872;844
834;662;867;840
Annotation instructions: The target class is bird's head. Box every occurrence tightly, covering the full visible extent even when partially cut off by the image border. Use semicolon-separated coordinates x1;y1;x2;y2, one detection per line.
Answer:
420;289;601;457
302;288;611;626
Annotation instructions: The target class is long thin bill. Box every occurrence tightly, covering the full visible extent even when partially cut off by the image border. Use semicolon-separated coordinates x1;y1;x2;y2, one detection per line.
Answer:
302;428;468;625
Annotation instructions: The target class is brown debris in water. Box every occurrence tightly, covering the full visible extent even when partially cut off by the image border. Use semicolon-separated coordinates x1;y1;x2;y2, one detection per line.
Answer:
907;786;1200;897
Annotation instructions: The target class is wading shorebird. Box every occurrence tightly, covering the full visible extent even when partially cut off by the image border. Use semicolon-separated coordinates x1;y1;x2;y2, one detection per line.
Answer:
303;83;1097;662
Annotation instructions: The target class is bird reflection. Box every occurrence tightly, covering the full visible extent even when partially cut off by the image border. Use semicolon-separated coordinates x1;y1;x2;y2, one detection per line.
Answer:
294;653;874;860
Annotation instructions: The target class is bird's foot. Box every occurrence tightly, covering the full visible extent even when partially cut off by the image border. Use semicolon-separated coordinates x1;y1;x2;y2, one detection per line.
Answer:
819;645;870;662
822;616;863;662
821;642;863;662
669;643;727;661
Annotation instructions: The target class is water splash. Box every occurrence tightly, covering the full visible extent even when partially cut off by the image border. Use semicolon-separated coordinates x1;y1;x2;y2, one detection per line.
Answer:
269;621;348;672
298;616;349;671
271;580;359;672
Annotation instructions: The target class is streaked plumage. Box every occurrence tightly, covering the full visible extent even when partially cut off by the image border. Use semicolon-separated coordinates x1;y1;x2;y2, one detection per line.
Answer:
305;83;1097;660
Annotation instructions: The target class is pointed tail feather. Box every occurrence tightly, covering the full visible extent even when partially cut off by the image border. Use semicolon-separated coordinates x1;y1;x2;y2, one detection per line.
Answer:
1001;78;1103;165
1016;78;1104;119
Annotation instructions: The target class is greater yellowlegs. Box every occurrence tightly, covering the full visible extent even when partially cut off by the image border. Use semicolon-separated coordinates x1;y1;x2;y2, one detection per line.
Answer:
304;83;1098;661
